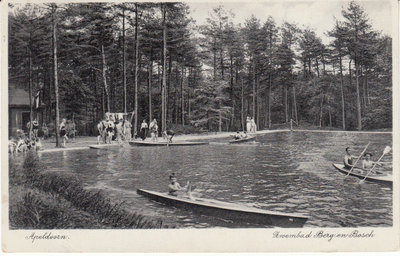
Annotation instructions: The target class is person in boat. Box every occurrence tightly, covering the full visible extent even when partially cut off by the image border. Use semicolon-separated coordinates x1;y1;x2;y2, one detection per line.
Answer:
233;131;241;140
240;131;248;139
362;152;382;172
149;119;158;142
60;118;68;147
168;173;190;196
140;119;148;141
344;147;357;169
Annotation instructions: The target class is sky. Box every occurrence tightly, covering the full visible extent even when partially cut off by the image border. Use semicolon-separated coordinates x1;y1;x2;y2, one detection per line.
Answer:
187;0;394;44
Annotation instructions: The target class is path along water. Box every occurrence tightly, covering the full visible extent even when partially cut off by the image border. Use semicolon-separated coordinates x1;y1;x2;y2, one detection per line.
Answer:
38;131;392;228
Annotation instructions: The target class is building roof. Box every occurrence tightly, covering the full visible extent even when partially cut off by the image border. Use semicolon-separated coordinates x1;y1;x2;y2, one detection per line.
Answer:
9;87;30;106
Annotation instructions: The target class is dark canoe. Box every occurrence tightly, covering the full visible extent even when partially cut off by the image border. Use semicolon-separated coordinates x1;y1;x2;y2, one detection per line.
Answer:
137;188;309;228
228;135;256;144
129;141;209;147
89;144;124;149
332;164;392;185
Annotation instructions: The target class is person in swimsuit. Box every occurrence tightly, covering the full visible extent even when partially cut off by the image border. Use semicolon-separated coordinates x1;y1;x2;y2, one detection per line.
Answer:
168;173;189;196
362;152;382;172
106;120;115;144
344;147;357;169
32;119;39;138
233;131;241;140
149;119;158;142
60;118;68;147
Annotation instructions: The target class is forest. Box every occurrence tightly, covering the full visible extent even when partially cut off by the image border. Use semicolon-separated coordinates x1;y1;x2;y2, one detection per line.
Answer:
8;1;392;139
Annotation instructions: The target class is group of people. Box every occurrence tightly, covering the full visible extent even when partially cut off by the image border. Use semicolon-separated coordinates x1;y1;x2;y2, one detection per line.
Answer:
140;118;175;143
246;116;257;133
8;127;43;154
97;113;132;144
344;147;382;172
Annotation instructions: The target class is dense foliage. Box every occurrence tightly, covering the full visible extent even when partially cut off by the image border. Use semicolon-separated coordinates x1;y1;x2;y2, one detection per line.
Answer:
8;1;392;137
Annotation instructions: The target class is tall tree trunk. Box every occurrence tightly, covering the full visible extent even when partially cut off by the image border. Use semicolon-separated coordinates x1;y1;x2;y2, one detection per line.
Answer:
241;77;245;131
355;60;362;130
293;86;298;123
122;8;127;113
175;65;179;124
161;3;167;132
101;45;110;113
256;76;260;130
52;8;60;147
284;85;288;123
134;3;140;135
213;38;217;81
181;62;185;126
319;95;324;128
268;75;272;128
148;60;152;122
339;55;346;130
252;58;256;119
366;73;370;105
28;48;33;140
230;55;234;131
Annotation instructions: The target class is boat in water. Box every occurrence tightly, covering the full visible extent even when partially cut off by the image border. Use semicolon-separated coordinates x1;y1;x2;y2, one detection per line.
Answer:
129;141;209;147
228;135;256;144
137;188;309;228
89;143;124;149
332;164;392;185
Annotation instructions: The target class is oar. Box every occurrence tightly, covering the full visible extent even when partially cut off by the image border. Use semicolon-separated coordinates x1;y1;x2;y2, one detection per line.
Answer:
360;146;391;183
345;142;370;178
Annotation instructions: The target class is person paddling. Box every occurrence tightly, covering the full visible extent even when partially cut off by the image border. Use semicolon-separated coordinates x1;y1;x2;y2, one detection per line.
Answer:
344;147;358;169
168;173;190;197
362;153;382;172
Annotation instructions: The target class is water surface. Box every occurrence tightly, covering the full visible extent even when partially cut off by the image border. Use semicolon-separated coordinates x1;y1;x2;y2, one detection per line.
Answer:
40;131;393;228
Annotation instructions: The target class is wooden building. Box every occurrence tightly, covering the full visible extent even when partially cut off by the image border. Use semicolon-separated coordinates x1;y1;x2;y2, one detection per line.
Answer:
8;86;44;138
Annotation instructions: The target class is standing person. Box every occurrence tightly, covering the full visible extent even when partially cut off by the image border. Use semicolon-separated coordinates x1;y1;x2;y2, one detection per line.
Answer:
140;119;148;141
251;117;257;133
246;116;252;133
32;119;39;138
124;119;132;141
106;119;115;144
149;118;158;142
60;118;68;147
115;118;123;143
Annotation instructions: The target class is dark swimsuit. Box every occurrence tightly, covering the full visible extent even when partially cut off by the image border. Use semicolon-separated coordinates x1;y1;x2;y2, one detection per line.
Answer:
344;157;353;169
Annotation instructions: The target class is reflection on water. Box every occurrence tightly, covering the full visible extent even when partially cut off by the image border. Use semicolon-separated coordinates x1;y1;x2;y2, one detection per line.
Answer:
40;132;392;228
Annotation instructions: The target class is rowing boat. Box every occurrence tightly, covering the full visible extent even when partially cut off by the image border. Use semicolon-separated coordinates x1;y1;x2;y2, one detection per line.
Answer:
332;164;392;185
129;141;209;147
228;135;256;144
89;144;124;149
137;188;309;227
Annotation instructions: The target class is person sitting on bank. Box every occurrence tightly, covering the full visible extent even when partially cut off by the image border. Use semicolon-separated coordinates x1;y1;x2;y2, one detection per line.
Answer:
168;173;189;196
344;147;357;169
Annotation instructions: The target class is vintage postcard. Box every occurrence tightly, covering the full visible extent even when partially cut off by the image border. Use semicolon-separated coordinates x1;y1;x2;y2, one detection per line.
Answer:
1;0;399;252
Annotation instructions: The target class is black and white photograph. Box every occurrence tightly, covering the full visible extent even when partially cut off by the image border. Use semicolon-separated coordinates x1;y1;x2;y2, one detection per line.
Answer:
2;0;398;252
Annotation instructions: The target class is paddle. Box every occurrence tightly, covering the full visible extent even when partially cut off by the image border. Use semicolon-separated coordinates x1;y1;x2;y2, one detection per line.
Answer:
345;142;370;178
360;146;391;184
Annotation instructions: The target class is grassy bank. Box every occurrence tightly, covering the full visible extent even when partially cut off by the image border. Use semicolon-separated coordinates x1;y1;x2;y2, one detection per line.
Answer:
9;151;169;229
